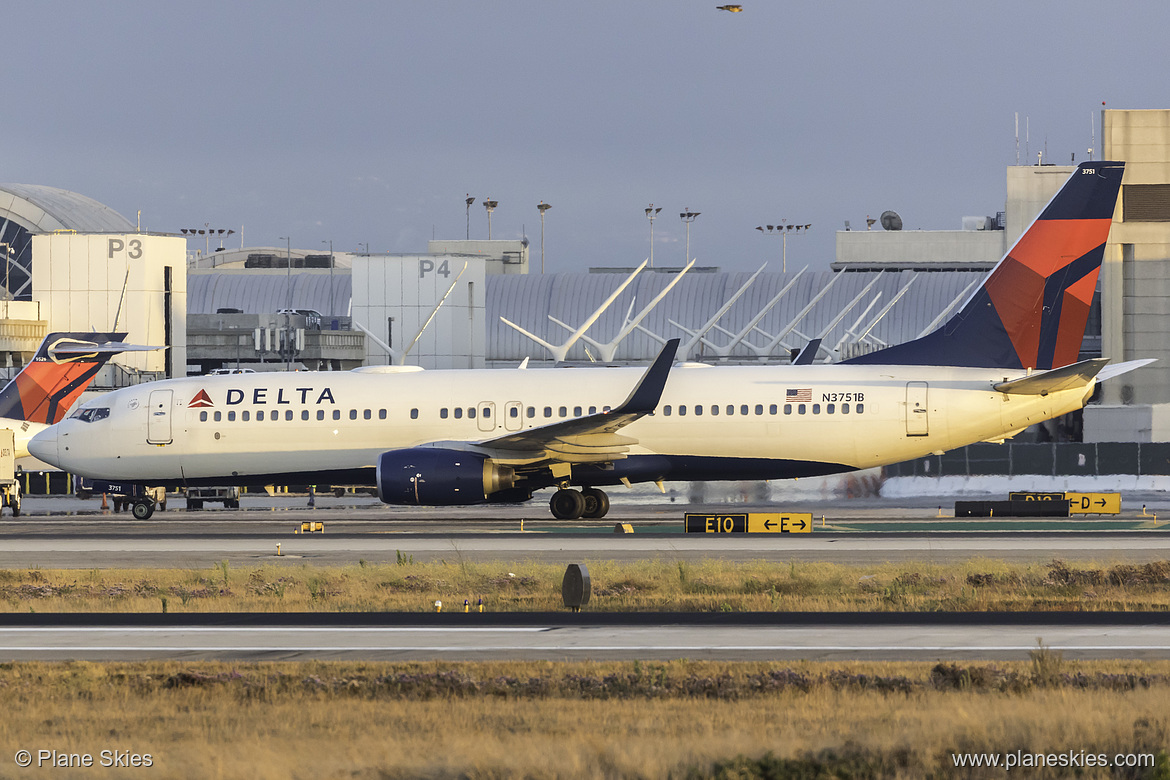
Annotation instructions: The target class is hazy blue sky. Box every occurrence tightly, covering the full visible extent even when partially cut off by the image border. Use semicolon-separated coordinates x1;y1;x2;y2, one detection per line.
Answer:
5;2;1167;271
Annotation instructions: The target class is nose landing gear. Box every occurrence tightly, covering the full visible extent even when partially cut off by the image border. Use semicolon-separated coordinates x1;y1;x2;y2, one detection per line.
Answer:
548;487;610;520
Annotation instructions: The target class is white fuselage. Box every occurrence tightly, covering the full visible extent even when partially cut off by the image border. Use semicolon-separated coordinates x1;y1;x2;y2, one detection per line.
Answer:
31;362;1093;486
2;418;48;461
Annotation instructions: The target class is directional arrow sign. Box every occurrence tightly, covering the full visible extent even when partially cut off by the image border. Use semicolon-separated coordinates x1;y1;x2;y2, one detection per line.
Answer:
1066;492;1121;515
748;513;812;533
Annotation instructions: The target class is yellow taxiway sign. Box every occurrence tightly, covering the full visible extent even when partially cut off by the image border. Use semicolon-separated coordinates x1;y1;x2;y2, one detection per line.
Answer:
684;512;812;533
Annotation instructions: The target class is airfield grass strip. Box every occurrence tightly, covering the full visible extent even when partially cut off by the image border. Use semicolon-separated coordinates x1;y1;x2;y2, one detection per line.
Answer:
1;659;1168;779
2;557;1170;613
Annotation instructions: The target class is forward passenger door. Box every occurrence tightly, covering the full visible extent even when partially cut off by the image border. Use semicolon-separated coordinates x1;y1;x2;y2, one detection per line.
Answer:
147;389;174;445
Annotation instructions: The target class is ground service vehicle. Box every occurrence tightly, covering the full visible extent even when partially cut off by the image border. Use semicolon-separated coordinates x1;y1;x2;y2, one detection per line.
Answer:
185;485;241;509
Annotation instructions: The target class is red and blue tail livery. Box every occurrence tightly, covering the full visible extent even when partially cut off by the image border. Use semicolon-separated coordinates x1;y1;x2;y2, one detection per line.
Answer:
847;161;1125;369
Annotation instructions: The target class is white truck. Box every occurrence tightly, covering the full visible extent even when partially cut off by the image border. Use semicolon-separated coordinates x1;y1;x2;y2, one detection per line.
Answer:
0;429;21;517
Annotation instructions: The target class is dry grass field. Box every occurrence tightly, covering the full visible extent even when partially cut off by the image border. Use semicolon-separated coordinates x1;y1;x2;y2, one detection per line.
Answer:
2;557;1170;613
5;558;1170;777
1;658;1168;778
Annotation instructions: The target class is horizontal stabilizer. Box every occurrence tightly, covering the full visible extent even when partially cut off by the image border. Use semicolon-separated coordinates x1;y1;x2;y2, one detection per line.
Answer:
49;340;160;357
1096;358;1156;383
993;358;1109;395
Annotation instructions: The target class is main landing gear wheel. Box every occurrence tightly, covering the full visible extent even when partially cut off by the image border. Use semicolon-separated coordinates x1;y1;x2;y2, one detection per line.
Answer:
549;488;586;520
131;501;155;520
580;488;610;519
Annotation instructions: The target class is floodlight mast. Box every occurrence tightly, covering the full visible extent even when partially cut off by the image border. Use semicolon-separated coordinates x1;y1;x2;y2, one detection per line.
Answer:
754;220;811;273
680;209;700;265
537;201;551;274
645;204;662;268
483;199;498;239
278;235;292;371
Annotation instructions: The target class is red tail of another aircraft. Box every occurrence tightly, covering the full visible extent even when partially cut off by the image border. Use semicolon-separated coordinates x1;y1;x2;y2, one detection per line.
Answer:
0;332;129;424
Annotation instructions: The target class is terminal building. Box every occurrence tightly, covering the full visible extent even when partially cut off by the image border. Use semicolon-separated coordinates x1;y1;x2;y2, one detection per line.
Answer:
3;108;1170;458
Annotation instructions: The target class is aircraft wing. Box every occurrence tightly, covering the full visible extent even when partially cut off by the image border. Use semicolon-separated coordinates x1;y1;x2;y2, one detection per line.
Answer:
431;339;679;466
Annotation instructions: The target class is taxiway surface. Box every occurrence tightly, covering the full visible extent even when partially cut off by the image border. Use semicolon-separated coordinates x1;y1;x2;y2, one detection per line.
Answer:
4;496;1170;662
2;494;1170;568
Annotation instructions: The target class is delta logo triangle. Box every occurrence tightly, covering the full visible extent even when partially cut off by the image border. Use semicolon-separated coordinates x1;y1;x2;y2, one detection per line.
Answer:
188;389;214;408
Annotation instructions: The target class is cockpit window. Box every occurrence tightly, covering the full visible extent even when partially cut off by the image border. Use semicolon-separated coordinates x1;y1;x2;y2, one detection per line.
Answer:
73;407;111;423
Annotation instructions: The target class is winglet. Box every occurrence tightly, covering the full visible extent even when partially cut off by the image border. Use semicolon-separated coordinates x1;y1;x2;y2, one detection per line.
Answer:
792;338;822;365
613;338;679;414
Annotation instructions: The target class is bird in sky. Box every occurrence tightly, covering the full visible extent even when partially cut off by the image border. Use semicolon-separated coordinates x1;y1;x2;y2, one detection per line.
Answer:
717;5;743;12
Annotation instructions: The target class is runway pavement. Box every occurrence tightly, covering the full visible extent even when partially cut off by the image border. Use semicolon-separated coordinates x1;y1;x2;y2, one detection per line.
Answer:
1;613;1167;662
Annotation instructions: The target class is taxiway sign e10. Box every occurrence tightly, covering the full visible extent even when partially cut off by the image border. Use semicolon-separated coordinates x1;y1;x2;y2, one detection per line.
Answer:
684;513;812;533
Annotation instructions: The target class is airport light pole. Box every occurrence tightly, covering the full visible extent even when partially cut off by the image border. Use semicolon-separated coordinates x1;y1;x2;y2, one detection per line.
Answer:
680;208;700;265
537;201;551;274
645;204;662;268
322;239;334;318
0;243;11;300
465;195;475;240
483;199;498;239
754;221;811;273
180;227;236;265
279;236;292;371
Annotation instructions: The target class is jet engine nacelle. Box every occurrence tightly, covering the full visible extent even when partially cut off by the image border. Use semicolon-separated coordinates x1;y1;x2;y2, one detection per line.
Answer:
376;448;515;506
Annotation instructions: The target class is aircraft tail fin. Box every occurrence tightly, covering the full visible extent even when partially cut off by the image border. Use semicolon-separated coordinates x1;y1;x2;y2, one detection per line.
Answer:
0;332;130;424
846;161;1125;369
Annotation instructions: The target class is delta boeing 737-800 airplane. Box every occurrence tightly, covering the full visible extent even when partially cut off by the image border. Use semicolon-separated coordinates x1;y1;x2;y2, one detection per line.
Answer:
29;162;1152;519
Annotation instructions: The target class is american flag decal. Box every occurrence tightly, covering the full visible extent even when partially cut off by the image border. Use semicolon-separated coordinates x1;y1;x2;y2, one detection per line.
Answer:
786;388;812;402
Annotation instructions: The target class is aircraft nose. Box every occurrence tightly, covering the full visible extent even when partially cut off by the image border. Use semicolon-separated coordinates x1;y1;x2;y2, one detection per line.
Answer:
28;426;59;465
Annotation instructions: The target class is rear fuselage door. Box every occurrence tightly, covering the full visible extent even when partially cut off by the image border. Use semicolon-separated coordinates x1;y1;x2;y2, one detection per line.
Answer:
147;389;174;444
905;381;929;436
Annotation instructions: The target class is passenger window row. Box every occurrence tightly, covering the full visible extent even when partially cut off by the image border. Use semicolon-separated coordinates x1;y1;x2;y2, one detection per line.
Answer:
661;402;865;417
198;409;389;423
198;401;865;425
